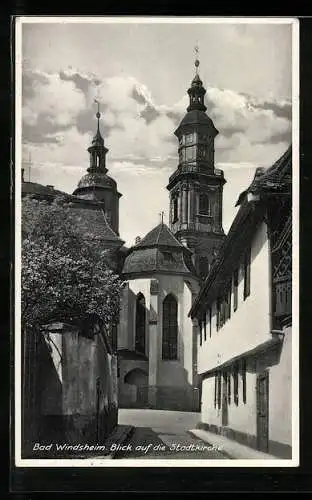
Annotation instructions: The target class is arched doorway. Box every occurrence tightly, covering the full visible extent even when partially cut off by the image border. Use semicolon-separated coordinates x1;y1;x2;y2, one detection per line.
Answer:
124;368;148;407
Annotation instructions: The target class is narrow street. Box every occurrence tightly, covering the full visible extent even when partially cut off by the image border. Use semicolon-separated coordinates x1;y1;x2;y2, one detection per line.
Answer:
115;409;228;459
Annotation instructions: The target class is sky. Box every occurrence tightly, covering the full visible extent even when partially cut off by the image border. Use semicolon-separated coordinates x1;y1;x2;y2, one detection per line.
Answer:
19;19;294;247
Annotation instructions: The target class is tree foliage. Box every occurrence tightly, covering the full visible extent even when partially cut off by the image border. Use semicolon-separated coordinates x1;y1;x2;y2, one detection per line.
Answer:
21;195;123;331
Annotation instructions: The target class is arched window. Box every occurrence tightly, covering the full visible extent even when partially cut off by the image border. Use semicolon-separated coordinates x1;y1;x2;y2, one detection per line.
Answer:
162;294;178;360
135;293;146;354
199;193;211;215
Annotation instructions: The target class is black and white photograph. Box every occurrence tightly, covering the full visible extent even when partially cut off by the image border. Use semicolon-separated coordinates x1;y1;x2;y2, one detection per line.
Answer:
14;16;299;467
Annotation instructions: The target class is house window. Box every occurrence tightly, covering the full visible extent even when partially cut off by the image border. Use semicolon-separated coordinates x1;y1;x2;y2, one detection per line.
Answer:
214;372;222;409
214;374;217;408
172;197;179;223
233;363;239;406
227;369;231;405
217;372;222;409
203;311;207;341
208;307;212;338
233;268;239;311
241;359;247;404
243;248;251;300
135;293;146;354
216;298;221;331
199;193;211;215
162;294;178;360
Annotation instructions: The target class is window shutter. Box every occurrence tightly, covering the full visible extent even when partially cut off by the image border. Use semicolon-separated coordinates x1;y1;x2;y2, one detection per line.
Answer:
233;363;239;406
228;369;231;405
242;359;247;404
214;374;217;408
218;372;222;409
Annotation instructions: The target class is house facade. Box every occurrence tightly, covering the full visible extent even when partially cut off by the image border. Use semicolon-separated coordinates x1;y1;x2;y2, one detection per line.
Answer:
189;147;292;458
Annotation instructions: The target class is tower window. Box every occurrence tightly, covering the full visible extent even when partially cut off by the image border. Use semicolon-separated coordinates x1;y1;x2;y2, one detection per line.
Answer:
135;293;146;354
186;146;195;161
185;133;194;144
172;197;179;223
199;193;211;215
162;294;178;360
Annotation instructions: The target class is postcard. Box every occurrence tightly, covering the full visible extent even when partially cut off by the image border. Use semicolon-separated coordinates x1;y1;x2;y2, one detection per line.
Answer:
14;16;299;469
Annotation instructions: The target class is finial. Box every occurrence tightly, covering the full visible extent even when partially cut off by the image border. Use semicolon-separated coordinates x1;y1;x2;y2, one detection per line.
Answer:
194;43;200;74
94;98;101;120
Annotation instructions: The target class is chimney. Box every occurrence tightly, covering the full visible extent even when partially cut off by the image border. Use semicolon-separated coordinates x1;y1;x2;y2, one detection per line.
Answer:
135;236;141;245
46;185;54;190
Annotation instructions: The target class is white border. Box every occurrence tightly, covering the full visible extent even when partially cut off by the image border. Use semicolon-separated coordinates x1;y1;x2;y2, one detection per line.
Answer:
14;16;300;468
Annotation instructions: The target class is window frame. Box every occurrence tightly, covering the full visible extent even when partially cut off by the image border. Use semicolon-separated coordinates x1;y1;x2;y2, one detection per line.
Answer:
162;294;178;361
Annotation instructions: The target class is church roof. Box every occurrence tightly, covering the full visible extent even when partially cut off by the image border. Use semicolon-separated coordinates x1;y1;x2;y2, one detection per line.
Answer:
135;223;190;250
68;200;124;246
122;223;196;278
74;172;118;193
22;181;66;198
175;109;218;135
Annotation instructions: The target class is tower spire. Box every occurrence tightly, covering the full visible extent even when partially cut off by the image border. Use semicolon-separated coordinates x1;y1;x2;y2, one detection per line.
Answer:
94;98;101;133
194;43;200;75
86;97;108;174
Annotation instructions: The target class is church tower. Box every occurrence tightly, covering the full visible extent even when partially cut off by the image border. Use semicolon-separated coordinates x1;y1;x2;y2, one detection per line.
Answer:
167;49;226;278
73;101;122;235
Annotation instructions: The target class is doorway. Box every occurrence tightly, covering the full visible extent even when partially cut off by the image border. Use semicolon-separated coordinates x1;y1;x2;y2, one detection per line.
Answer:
256;371;269;453
124;368;148;408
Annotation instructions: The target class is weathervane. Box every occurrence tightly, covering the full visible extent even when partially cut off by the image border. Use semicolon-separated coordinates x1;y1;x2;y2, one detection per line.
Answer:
194;43;200;74
94;83;101;127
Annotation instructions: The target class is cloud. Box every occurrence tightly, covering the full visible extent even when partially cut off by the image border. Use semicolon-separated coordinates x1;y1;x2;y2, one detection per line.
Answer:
21;66;292;177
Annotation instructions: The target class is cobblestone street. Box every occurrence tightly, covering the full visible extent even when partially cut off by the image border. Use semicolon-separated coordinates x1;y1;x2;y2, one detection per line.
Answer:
115;409;228;459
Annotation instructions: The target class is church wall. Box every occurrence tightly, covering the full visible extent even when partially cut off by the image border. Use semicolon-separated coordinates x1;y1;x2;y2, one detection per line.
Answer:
155;274;199;411
117;274;199;411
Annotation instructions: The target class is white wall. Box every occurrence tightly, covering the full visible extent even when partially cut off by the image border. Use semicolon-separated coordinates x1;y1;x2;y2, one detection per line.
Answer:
269;326;292;446
118;273;198;390
201;360;257;437
156;274;198;387
118;279;151;354
198;222;271;374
